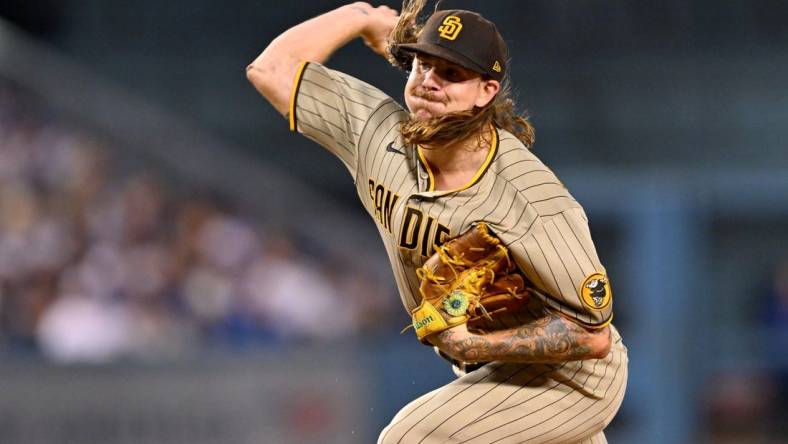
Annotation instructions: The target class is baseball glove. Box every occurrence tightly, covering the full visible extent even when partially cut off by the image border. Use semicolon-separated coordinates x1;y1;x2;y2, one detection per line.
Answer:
408;223;530;342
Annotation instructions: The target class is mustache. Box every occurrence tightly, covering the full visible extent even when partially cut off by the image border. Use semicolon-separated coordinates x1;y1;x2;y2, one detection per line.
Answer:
412;88;448;105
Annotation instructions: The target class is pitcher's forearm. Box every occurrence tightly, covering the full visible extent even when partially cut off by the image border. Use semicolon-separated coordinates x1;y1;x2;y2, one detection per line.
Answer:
246;3;375;114
250;3;371;69
434;314;611;364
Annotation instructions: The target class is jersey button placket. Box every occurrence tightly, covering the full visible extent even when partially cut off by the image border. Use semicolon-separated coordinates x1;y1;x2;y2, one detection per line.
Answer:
415;161;429;192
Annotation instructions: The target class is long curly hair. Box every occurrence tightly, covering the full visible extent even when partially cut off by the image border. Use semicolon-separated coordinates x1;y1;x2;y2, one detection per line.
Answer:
387;0;536;150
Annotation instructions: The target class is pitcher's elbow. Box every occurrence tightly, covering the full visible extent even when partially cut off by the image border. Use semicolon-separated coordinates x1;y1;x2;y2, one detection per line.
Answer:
245;62;265;86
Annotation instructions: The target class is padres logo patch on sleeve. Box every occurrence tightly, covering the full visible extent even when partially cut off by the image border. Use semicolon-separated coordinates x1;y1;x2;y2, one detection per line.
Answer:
580;273;612;310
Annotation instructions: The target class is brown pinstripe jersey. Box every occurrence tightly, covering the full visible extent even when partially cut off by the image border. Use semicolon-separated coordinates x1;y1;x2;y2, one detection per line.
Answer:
289;61;613;329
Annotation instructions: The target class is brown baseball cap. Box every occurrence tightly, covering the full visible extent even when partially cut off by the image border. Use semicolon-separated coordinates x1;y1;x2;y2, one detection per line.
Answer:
395;9;508;81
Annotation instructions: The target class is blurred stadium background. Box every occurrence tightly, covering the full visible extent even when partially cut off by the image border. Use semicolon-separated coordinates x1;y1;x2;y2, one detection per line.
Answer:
0;0;787;443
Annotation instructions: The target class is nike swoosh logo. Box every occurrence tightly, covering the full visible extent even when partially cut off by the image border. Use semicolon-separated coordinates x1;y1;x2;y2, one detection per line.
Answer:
386;141;405;155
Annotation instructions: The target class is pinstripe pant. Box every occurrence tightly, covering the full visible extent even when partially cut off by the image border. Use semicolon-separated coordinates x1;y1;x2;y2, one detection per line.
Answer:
378;327;627;444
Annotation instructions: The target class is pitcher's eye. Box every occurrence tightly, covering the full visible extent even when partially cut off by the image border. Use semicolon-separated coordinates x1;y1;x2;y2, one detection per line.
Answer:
444;68;462;81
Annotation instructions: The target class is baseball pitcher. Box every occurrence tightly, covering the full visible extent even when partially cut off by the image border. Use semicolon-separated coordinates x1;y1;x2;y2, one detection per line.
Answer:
247;1;627;442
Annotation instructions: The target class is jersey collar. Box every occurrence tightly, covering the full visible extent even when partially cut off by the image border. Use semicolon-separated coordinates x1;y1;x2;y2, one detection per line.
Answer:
415;125;499;197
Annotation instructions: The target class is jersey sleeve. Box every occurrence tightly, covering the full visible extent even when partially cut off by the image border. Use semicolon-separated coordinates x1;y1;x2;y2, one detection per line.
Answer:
505;207;613;328
288;61;392;178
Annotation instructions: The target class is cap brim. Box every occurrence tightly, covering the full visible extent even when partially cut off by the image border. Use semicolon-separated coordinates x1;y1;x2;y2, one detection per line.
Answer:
395;42;488;77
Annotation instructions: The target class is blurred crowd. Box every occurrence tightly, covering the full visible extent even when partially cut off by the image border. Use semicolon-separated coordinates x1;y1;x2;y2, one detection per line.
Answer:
0;80;400;363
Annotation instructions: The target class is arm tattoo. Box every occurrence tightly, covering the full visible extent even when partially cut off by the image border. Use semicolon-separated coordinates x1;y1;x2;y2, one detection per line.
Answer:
438;313;605;364
351;6;370;16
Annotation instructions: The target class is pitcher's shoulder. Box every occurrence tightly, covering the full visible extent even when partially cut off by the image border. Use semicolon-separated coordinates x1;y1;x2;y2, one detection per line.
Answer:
492;128;553;178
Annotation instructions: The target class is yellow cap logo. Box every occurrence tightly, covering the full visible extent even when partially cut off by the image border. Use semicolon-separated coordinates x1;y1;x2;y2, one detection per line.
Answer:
580;273;612;310
492;61;502;73
438;16;463;41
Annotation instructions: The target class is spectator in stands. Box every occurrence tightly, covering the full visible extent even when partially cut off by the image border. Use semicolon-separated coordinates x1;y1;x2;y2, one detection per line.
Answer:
0;80;399;362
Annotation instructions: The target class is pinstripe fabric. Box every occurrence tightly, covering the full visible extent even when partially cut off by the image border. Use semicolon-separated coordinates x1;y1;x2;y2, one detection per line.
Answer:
290;62;627;443
377;326;627;444
576;432;608;444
